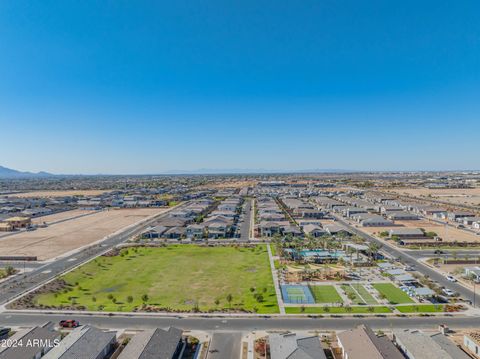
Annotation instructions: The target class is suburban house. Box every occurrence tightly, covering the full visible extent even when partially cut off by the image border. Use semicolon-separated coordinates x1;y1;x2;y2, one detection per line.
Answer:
269;332;326;359
164;226;185;240
464;331;480;358
303;224;327;237
360;215;394;227
389;228;425;239
43;325;116;359
118;327;184;359
464;267;480;282
344;207;367;218
0;222;13;232
386;211;419;220
141;225;168;239
203;215;233;238
324;224;351;236
301;209;326;219
185;224;206;240
0;322;60;359
448;211;475;221
336;325;403;359
3;216;31;230
260;213;286;222
259;221;287;237
462;217;480;226
393;329;470;359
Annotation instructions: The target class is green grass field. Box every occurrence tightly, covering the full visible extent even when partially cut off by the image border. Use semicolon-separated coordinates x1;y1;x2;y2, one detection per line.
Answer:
285;306;391;314
340;284;364;305
396;304;445;313
309;285;343;304
372;283;414;304
355;285;378;305
34;245;279;313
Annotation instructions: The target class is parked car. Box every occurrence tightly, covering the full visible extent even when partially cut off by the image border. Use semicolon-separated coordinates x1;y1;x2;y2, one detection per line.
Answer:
59;319;80;328
446;275;457;282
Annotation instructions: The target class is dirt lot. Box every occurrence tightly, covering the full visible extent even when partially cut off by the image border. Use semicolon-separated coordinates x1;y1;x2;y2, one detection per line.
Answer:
32;209;96;225
363;218;480;243
0;208;167;261
10;190;110;198
387;187;480;207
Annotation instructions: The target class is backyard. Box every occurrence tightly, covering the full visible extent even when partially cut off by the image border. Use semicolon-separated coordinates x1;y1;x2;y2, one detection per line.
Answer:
33;245;278;313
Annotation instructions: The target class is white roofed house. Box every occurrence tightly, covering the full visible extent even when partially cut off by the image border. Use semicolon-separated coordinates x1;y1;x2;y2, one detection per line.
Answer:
268;332;326;359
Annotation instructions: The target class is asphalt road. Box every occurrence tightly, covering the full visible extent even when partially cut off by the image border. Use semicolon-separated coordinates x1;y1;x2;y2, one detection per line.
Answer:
407;250;480;259
207;332;242;359
1;312;479;331
239;199;252;241
0;203;188;306
333;215;479;306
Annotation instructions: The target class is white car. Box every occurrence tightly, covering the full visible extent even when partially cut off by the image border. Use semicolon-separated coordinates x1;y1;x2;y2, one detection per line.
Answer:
446;275;457;282
442;288;455;296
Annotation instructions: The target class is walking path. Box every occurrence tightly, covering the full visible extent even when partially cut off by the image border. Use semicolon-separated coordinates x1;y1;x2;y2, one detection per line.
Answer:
267;244;285;314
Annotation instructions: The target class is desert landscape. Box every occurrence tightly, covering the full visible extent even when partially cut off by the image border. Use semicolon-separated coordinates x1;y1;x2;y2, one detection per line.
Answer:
0;208;167;261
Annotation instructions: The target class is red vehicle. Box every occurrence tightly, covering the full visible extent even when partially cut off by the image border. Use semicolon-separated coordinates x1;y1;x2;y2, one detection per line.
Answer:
59;319;80;328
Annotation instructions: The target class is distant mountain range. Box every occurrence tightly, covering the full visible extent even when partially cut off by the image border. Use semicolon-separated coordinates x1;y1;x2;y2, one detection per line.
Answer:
0;165;354;178
0;165;54;178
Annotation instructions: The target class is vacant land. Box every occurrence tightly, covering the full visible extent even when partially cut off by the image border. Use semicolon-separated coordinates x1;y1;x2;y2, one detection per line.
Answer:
365;218;480;243
34;245;278;313
309;285;342;303
0;208;166;260
32;209;96;225
387;187;480;207
372;283;414;304
10;190;111;198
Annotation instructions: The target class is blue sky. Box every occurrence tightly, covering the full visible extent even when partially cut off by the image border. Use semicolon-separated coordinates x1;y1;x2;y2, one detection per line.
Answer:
1;1;479;174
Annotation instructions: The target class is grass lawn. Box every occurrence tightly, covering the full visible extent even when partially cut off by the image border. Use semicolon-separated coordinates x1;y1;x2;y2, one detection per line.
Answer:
396;304;445;313
340;284;364;305
373;283;414;304
34;245;278;313
309;285;343;304
285;306;392;314
270;244;277;257
355;285;378;305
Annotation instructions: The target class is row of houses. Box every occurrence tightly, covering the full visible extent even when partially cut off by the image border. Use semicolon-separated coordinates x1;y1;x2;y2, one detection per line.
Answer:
364;193;480;231
0;324;189;359
255;196;302;237
281;197;326;219
141;196;243;241
266;324;474;359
